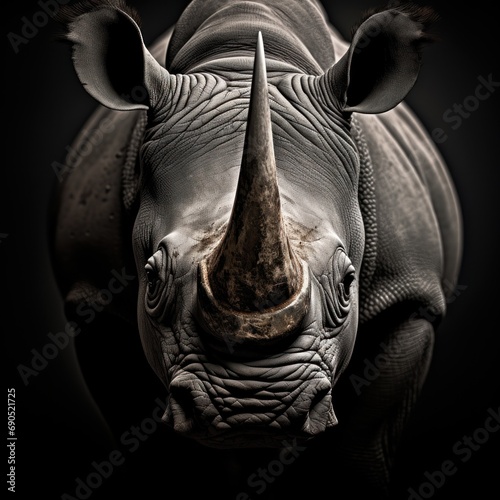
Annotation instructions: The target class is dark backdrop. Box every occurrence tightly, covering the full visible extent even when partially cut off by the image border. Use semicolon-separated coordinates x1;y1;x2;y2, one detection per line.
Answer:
4;1;499;499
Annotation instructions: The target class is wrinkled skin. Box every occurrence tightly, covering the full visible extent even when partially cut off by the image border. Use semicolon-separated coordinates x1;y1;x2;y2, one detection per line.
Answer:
53;0;462;496
135;71;362;445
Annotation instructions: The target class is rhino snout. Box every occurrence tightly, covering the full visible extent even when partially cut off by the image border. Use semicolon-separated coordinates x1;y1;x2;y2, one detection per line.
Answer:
163;363;337;448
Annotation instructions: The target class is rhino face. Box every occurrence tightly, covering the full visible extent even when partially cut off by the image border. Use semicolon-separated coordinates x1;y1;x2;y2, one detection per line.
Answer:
132;42;361;446
64;2;428;446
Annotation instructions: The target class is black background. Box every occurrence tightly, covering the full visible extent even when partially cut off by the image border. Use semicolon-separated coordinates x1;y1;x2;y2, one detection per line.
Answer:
4;1;499;499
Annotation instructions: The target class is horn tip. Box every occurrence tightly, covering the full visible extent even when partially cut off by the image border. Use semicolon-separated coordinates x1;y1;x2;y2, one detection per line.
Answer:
256;31;264;58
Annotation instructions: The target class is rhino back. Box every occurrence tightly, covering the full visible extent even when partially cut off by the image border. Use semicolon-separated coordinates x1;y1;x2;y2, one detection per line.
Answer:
165;0;336;74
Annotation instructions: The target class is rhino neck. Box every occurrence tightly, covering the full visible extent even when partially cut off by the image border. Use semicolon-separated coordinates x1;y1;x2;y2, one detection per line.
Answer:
165;0;336;75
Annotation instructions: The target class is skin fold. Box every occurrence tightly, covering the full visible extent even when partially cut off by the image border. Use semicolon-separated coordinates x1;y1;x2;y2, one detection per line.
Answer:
51;1;462;497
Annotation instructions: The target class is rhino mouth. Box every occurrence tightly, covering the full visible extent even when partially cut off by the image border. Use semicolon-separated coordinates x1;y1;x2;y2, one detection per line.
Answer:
161;339;339;448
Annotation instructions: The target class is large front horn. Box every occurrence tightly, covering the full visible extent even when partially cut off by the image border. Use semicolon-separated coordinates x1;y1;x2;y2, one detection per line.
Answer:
197;32;310;343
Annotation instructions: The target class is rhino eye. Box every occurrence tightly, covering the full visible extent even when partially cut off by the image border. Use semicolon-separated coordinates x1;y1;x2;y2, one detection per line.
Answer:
340;268;355;298
320;249;356;328
145;265;159;291
337;248;355;304
144;247;175;320
145;250;163;298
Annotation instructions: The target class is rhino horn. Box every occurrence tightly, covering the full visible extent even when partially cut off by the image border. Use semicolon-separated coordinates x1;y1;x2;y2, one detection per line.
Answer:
197;33;310;343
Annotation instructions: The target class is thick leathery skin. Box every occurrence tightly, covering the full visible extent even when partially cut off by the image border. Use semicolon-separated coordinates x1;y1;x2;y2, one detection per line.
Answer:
51;2;462;497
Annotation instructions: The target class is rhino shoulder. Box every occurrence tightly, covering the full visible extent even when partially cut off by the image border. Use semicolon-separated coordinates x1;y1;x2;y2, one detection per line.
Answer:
354;104;462;325
50;106;146;324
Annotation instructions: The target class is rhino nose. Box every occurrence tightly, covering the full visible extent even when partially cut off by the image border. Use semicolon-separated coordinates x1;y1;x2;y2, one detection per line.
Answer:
165;378;223;434
167;385;195;434
165;374;336;440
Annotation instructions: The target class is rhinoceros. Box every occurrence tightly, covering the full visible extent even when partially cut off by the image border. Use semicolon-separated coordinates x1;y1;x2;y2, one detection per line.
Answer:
51;0;462;496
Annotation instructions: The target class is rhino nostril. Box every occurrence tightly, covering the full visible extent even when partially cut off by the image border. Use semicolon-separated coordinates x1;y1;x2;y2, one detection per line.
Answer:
168;385;196;433
300;386;336;435
309;388;329;412
166;374;336;438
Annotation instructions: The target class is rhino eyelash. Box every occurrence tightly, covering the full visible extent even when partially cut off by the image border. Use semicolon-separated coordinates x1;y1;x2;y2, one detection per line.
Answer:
145;248;175;320
145;262;160;295
341;267;356;293
338;271;355;307
145;249;164;297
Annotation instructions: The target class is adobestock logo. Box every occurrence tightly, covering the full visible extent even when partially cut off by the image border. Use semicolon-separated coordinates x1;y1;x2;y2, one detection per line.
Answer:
61;397;168;500
407;406;500;499
52;117;116;183
51;86;147;183
236;439;306;499
7;0;71;54
432;73;499;144
17;267;135;386
349;280;467;396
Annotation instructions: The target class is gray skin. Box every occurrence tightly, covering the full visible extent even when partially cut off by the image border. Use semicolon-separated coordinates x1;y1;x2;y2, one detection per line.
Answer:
52;0;462;495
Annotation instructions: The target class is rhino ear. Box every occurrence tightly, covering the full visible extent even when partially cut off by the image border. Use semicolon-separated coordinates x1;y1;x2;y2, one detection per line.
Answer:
61;3;169;111
320;6;436;114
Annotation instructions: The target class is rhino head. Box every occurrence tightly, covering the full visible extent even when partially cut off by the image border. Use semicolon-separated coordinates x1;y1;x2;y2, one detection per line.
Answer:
63;1;430;447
